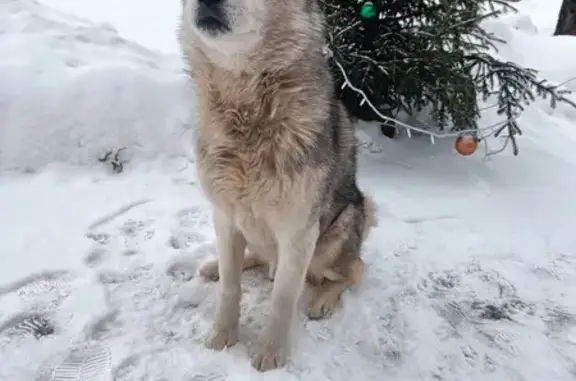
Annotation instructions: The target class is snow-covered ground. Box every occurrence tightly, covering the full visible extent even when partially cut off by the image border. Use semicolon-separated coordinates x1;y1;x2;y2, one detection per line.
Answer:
1;0;575;380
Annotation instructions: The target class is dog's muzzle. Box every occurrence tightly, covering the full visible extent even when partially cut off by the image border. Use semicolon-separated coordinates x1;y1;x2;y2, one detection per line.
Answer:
195;0;230;35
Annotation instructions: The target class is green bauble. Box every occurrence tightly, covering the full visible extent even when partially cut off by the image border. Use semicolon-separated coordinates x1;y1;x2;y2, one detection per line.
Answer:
360;1;377;19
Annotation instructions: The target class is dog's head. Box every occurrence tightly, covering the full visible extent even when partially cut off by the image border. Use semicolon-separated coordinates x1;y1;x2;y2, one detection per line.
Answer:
180;0;324;70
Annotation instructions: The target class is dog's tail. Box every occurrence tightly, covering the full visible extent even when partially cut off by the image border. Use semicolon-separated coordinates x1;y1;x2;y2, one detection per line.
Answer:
361;194;377;241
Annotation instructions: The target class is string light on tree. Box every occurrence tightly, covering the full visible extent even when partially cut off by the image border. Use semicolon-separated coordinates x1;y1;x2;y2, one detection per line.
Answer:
324;44;513;157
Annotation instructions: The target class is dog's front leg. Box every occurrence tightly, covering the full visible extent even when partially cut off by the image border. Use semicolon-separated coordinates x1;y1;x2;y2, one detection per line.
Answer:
205;207;246;350
251;221;319;372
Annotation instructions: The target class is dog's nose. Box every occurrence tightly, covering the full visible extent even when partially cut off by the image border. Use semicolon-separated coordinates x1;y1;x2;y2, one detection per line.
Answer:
197;0;224;19
195;0;229;34
199;0;223;5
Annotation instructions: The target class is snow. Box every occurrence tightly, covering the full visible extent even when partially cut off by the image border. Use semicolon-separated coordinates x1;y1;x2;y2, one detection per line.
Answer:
0;0;575;380
36;0;182;54
0;0;193;172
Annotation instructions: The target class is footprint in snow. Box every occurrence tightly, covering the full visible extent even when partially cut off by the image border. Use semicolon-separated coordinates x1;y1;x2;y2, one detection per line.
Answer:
84;217;155;269
52;343;112;381
416;269;460;296
85;310;121;341
84;246;108;268
0;270;71;297
176;206;210;229
166;256;199;282
167;231;206;250
190;374;226;381
0;312;54;339
0;271;74;344
168;207;211;251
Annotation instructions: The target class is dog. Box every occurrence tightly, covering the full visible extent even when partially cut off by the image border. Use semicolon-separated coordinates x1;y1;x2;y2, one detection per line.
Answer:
178;0;376;372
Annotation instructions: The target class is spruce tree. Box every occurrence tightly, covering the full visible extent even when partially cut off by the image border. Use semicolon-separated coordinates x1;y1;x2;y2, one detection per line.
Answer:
320;0;576;155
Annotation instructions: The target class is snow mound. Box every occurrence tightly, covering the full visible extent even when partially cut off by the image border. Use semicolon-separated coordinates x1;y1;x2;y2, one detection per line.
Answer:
0;0;195;173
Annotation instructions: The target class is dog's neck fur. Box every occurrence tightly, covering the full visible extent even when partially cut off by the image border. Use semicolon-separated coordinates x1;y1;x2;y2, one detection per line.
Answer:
189;45;329;137
189;36;321;77
184;28;330;126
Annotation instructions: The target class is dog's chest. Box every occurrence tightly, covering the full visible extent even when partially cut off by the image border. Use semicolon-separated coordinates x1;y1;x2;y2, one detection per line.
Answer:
197;117;284;208
198;140;279;207
197;83;304;208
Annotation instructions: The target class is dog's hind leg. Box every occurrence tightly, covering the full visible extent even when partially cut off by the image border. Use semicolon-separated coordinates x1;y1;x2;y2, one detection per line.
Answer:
199;249;265;281
306;197;373;319
204;208;246;350
307;257;364;319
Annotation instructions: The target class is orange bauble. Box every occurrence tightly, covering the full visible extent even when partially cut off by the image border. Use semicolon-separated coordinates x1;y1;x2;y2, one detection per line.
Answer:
455;135;478;156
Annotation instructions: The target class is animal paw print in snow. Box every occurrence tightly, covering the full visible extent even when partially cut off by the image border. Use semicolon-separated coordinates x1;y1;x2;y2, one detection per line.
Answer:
168;207;211;250
176;207;209;229
417;270;460;296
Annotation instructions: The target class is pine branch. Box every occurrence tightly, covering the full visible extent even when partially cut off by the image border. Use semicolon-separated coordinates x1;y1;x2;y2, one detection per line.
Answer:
320;0;576;155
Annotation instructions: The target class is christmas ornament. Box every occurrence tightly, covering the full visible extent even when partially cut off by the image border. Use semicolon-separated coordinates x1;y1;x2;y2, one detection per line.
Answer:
360;1;377;19
454;135;478;156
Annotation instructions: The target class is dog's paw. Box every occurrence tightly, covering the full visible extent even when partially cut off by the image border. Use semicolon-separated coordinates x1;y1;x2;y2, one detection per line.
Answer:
306;287;341;320
199;259;219;282
204;325;238;350
251;333;288;372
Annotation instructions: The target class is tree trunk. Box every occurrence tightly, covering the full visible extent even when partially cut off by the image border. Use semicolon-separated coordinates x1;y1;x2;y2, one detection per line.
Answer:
554;0;576;36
